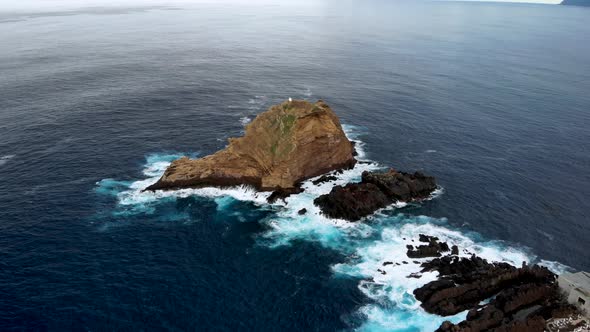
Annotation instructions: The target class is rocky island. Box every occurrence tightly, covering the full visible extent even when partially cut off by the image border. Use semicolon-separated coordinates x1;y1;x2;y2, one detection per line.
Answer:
146;100;356;194
145;99;587;331
147;99;438;212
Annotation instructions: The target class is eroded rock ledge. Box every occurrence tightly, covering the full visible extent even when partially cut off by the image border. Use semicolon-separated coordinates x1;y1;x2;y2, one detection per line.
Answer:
368;234;580;331
313;169;437;221
146;100;356;193
411;246;579;332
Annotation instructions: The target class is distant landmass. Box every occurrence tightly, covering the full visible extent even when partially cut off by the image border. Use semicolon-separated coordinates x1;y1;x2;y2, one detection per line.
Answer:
562;0;590;6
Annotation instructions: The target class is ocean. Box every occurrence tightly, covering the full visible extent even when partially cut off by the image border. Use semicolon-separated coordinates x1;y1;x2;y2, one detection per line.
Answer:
1;1;589;331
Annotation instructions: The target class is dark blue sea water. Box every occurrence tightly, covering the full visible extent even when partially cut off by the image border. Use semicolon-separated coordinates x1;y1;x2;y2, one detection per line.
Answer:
1;1;589;331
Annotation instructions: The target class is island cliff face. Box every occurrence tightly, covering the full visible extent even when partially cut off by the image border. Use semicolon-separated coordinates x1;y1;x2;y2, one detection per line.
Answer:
146;100;356;192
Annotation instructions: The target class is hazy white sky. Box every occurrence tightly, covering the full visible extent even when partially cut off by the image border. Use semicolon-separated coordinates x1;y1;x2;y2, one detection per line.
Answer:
0;0;562;12
447;0;561;3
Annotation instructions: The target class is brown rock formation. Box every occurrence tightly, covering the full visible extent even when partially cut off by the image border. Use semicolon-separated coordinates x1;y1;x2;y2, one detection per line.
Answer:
145;100;356;192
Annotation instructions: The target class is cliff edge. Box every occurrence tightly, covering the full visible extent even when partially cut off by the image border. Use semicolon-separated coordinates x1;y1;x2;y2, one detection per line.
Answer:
146;100;356;192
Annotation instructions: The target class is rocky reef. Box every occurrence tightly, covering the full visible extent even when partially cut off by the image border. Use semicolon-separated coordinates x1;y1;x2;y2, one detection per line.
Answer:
313;169;437;221
146;100;356;193
411;247;579;331
142;96;581;331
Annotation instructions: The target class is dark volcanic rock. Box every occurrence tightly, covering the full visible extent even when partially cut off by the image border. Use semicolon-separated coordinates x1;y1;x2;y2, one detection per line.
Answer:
362;169;436;201
298;208;307;215
312;174;338;186
267;186;304;204
313;183;389;221
314;169;437;221
415;257;556;315
406;237;450;258
351;141;358;157
412;250;571;332
419;234;438;243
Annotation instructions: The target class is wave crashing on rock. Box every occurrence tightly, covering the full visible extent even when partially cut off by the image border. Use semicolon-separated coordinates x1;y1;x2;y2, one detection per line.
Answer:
146;100;356;192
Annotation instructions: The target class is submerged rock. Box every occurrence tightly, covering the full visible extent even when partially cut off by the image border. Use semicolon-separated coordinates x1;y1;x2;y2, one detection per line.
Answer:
313;169;436;221
146;100;356;192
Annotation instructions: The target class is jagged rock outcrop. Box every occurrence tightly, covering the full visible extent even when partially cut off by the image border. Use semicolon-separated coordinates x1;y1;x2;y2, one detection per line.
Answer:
313;169;436;221
415;255;555;316
313;183;390;221
312;174;338;186
362;169;436;201
146;100;356;193
406;235;450;258
411;247;578;332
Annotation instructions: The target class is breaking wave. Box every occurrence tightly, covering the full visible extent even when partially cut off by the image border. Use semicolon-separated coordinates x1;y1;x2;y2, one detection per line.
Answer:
94;125;571;331
240;116;251;125
0;154;15;166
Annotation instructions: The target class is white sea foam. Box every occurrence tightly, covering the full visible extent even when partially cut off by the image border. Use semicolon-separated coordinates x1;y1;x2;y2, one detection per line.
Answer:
262;159;381;248
538;259;574;274
0;154;15;166
240;116;251;125
109;155;271;208
332;218;533;331
357;304;466;332
247;95;268;110
94;125;573;331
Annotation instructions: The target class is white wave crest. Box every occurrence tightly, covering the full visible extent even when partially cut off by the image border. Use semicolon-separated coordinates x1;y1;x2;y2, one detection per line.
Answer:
93;124;572;331
0;154;15;166
538;259;574;274
240;116;251;125
100;153;271;208
333;219;533;331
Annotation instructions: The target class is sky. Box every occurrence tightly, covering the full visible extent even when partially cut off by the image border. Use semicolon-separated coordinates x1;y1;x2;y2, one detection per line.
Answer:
445;0;561;3
0;0;562;12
